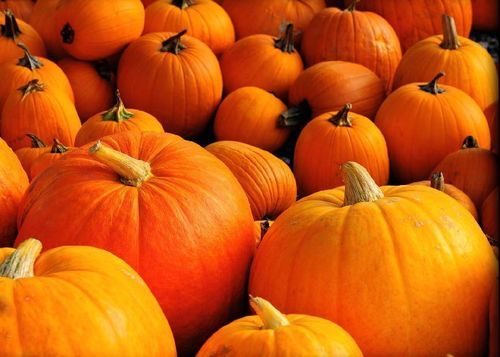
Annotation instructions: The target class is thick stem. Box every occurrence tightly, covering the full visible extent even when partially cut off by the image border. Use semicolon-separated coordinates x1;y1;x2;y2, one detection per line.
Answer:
88;141;152;187
102;90;134;122
440;15;461;50
329;103;353;127
418;72;446;95
50;139;69;154
60;22;75;44
18;79;45;100
171;0;192;9
274;23;295;53
1;9;22;39
26;133;46;148
346;0;360;11
0;238;42;279
160;29;187;54
430;172;445;192
341;161;384;206
462;136;479;149
249;295;290;329
278;100;312;127
16;42;44;70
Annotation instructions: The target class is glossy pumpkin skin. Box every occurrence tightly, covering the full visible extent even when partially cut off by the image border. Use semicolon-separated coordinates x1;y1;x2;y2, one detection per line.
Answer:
356;0;472;51
54;0;145;61
213;87;290;152
117;31;223;137
0;0;34;21
472;0;498;30
29;140;74;180
143;0;235;56
301;6;402;93
485;102;498;151
482;188;498;243
288;61;385;120
29;0;67;59
14;134;51;180
206;141;297;221
0;242;176;356
15;131;256;356
249;180;497;355
0;137;29;247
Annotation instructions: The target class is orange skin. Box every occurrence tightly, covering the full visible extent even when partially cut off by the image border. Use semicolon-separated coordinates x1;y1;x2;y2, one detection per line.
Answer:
30;147;75;180
0;138;29;247
481;188;498;242
472;0;498;31
301;6;402;93
143;0;235;56
213;87;290;152
206;141;297;221
15;131;256;356
0;0;34;21
484;102;498;149
29;0;67;59
249;184;498;356
0;243;176;356
14;135;51;179
490;272;499;357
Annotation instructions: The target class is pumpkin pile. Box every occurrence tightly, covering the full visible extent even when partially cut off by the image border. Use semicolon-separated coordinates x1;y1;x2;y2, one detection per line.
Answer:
0;1;498;356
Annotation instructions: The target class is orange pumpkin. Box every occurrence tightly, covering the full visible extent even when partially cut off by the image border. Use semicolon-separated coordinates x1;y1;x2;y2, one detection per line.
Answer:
55;0;145;61
29;0;67;59
206;141;297;221
294;104;389;196
219;23;304;101
249;161;498;355
375;73;491;183
213;87;290;152
14;134;51;178
198;295;363;356
254;219;273;247
0;239;176;355
16;131;256;356
485;102;498;151
74;90;164;146
301;2;402;93
472;0;498;30
117;30;223;137
482;188;498;244
143;0;235;56
0;0;34;21
433;136;498;209
490;273;499;357
30;139;73;179
1;79;81;150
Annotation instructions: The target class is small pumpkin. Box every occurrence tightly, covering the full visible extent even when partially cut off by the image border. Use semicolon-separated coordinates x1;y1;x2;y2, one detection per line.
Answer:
30;139;73;179
197;295;363;356
14;134;51;178
29;0;67;59
482;188;498;244
0;0;34;21
0;239;176;356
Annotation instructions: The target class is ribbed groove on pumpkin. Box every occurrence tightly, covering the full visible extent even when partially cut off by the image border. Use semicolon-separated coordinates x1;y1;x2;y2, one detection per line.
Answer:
430;172;445;191
249;295;290;329
102;90;134;122
278;100;312;127
1;9;22;39
26;133;46;148
50;139;69;154
18;79;45;100
161;29;187;54
440;15;461;50
329;103;353;127
16;42;43;70
274;23;295;53
0;238;42;279
462;136;480;149
172;0;193;9
60;22;74;44
341;161;384;206
345;0;360;11
418;72;446;95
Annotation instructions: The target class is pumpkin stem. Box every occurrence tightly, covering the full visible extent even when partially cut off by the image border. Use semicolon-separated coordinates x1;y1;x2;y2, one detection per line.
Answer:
430;172;445;191
171;0;192;9
1;9;22;39
25;133;46;148
345;0;360;11
274;23;295;53
88;141;152;187
161;30;187;54
60;22;75;44
440;15;461;50
342;161;384;206
102;90;134;122
50;139;69;154
462;135;479;149
18;79;45;100
93;60;113;82
418;72;446;95
259;219;272;241
329;103;353;127
0;238;42;279
16;42;44;70
249;295;290;329
278;100;312;127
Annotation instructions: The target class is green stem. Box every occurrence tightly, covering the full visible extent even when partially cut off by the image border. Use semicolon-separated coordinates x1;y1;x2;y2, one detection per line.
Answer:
102;90;134;122
418;72;446;95
25;134;46;148
1;9;22;39
160;30;187;54
16;42;44;71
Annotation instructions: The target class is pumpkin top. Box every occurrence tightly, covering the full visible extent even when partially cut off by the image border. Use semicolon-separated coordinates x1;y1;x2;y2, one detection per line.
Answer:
50;139;69;154
462;135;480;149
16;42;43;70
18;78;45;99
418;71;446;95
0;238;41;279
440;14;461;50
430;172;445;191
102;90;134;122
329;103;353;127
345;0;360;11
171;0;193;9
1;9;21;39
274;23;295;53
249;295;290;329
25;133;46;148
160;29;187;54
342;161;384;206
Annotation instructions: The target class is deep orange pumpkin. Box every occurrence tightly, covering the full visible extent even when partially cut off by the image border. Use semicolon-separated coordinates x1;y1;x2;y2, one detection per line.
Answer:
0;0;34;21
471;0;498;30
490;272;499;357
482;188;498;244
14;134;51;179
29;0;67;59
254;219;273;247
30;139;74;179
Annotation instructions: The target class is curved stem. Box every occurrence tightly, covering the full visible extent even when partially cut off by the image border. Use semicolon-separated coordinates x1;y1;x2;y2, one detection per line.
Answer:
418;72;446;95
60;22;75;44
430;172;445;192
160;29;187;54
1;9;21;39
172;0;192;9
329;103;353;127
0;238;42;279
26;133;47;148
274;23;295;53
16;42;44;70
249;295;290;329
341;161;384;206
278;100;312;127
102;90;134;122
440;15;461;50
50;139;69;154
346;0;360;11
18;79;45;100
462;135;479;149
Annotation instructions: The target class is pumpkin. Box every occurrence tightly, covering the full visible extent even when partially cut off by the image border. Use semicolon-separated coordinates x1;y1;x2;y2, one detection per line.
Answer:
301;1;402;93
410;172;478;221
197;295;363;356
1;79;81;150
206;141;297;221
485;102;498;148
254;219;273;247
356;0;472;52
0;238;176;356
29;0;66;59
219;23;304;101
472;0;498;31
14;134;51;178
393;15;498;112
213;87;290;152
490;273;499;357
375;72;491;183
0;10;46;65
143;0;235;56
0;137;29;247
482;188;498;244
294;103;389;196
249;161;498;355
433;136;498;209
141;0;156;7
15;131;256;356
30;139;73;179
55;0;145;61
117;30;222;137
74;90;164;146
0;0;34;21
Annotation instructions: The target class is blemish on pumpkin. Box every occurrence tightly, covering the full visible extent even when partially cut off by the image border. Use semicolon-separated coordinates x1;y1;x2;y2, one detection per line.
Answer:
209;345;232;357
414;220;424;228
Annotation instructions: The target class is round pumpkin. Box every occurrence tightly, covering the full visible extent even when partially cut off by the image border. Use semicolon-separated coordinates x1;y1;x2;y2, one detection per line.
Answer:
197;295;363;356
15;131;256;356
29;0;67;59
490;273;499;357
143;0;235;56
30;139;74;180
206;141;297;221
54;0;145;61
0;238;176;355
249;161;498;355
117;30;223;137
14;134;51;179
0;0;34;21
375;72;491;183
294;103;389;196
301;2;402;93
213;87;290;152
482;188;498;244
472;0;498;31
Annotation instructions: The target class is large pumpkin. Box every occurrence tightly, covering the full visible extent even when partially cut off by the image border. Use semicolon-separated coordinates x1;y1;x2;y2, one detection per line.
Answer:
375;72;491;183
117;30;222;137
0;239;176;356
249;161;497;355
29;0;66;59
15;131;256;356
472;0;498;30
482;188;498;244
